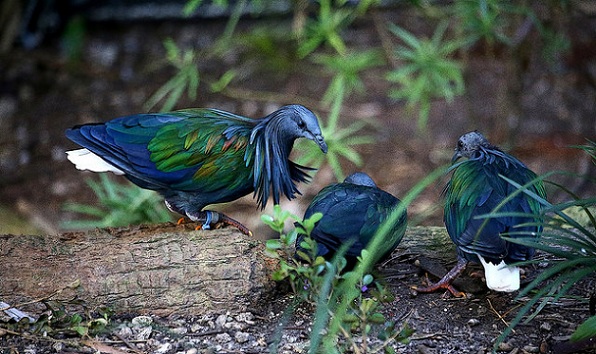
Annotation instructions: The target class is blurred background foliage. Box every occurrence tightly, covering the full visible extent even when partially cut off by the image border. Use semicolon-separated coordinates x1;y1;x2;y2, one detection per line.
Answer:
0;0;593;231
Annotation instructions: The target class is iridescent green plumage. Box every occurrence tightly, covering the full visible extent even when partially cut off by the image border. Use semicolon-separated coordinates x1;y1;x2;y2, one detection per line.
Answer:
415;131;546;295
66;105;328;233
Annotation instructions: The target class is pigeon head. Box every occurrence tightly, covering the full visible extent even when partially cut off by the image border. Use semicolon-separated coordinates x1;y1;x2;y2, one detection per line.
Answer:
452;131;491;162
344;172;377;188
272;105;328;153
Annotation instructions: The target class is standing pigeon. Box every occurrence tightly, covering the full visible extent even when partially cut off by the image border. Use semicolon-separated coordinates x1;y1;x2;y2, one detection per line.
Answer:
415;131;546;296
66;104;328;234
296;172;407;266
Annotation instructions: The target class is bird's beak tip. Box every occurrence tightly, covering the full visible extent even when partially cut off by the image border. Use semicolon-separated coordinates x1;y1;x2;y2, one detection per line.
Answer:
319;140;328;154
451;152;461;164
314;135;328;153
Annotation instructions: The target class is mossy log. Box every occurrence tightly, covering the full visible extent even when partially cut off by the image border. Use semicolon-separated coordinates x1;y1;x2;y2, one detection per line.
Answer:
0;225;454;316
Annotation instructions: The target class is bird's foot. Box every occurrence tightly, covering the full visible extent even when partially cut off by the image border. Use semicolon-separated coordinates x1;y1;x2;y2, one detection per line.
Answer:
412;260;469;298
186;210;252;236
413;282;466;298
189;210;220;230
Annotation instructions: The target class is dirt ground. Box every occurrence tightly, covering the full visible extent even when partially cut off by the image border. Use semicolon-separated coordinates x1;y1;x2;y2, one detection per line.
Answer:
1;3;595;353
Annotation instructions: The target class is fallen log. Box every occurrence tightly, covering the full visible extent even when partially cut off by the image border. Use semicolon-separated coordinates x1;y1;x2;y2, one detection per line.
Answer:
0;225;455;316
0;223;276;317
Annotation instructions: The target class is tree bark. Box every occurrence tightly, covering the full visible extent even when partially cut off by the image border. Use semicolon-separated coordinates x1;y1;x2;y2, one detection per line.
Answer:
0;225;455;316
0;223;277;317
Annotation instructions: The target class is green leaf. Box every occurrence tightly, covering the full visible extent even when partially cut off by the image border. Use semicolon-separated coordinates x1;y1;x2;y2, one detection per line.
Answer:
182;0;204;16
73;326;88;336
266;239;282;250
369;312;385;324
210;69;236;92
296;251;311;263
570;315;596;342
271;270;287;281
342;314;360;323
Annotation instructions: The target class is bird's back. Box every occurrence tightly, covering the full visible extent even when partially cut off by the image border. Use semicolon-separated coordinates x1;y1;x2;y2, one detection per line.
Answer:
302;182;406;263
445;152;545;263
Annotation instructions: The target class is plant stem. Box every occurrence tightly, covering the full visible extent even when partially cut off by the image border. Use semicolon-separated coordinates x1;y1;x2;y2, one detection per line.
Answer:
327;76;345;130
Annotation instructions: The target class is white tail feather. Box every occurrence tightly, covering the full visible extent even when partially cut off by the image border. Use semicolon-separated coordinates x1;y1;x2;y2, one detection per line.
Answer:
66;149;125;175
478;256;520;292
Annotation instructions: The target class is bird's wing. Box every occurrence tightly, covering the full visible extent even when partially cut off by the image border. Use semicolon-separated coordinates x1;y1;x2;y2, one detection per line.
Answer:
66;109;255;192
445;158;545;261
306;185;402;258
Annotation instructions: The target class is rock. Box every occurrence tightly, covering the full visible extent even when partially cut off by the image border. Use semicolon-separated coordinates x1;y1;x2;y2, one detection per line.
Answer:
215;333;232;343
467;318;480;326
136;326;153;341
132;315;153;327
156;342;172;354
234;331;250;343
235;312;255;324
171;327;188;335
498;341;514;351
117;325;133;337
522;345;540;353
215;314;228;328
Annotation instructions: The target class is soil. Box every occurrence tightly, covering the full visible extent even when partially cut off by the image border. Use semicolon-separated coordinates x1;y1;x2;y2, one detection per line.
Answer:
1;2;595;354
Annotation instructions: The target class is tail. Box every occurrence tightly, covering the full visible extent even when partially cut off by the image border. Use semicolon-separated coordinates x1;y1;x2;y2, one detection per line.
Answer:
66;148;124;175
478;256;520;292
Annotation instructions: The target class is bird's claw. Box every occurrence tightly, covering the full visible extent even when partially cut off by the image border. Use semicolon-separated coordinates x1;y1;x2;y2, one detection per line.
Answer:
412;283;466;298
221;214;253;236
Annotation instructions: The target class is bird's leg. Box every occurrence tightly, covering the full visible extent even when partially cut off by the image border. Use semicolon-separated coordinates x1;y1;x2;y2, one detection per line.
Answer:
219;214;253;237
185;209;252;236
183;210;219;230
165;200;190;225
164;201;252;235
413;259;468;298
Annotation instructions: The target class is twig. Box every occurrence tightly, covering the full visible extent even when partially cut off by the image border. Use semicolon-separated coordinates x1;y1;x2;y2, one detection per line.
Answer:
487;298;516;333
187;329;227;337
338;324;362;354
0;326;79;346
409;332;446;340
114;332;145;354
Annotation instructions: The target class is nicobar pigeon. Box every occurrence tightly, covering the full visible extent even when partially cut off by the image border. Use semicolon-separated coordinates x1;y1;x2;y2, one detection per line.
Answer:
66;104;328;235
415;131;546;296
296;172;407;267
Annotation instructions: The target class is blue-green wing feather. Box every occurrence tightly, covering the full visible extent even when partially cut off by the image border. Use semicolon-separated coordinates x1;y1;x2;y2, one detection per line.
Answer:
444;152;546;263
66;109;257;200
301;183;406;262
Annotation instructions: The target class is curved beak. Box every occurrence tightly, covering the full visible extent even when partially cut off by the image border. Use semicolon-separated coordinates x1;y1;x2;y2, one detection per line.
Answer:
314;134;328;153
451;150;462;164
